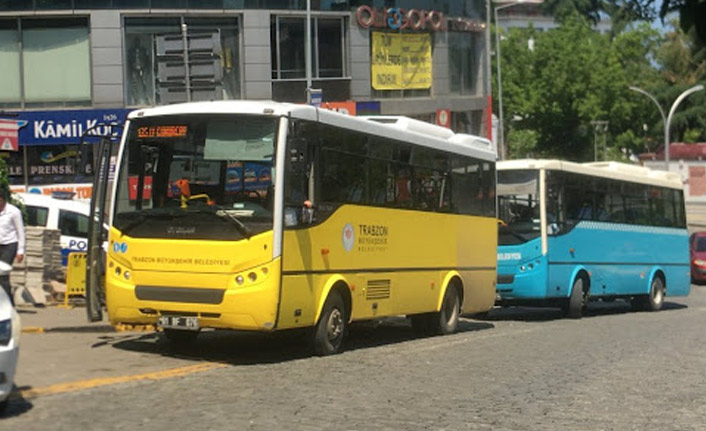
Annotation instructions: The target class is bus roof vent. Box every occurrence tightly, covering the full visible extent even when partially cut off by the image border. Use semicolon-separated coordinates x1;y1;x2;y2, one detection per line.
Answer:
584;161;651;175
448;134;494;153
362;116;455;139
584;161;682;185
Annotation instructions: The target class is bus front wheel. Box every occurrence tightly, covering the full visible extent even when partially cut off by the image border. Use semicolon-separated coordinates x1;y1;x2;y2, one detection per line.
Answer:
632;277;665;312
312;291;348;356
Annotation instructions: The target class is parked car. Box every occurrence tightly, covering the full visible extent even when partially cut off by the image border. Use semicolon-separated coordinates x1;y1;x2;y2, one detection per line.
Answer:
0;279;20;413
689;232;706;283
16;192;91;266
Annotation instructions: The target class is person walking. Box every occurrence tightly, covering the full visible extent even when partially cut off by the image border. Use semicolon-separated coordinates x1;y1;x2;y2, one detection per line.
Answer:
0;191;24;305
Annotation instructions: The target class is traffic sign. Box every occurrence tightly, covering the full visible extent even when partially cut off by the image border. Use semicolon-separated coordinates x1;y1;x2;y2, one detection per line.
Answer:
0;119;28;152
436;109;451;128
308;88;323;107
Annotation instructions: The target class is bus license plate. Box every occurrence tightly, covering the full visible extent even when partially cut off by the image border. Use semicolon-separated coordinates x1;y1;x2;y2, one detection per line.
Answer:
157;316;199;331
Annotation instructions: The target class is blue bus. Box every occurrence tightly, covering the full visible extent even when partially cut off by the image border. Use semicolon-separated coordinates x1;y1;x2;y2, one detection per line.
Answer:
496;159;690;318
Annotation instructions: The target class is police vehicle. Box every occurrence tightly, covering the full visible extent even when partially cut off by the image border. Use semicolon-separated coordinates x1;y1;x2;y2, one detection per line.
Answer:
17;191;91;266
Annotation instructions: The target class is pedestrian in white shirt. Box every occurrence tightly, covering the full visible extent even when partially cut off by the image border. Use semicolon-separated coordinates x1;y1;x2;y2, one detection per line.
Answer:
0;191;24;306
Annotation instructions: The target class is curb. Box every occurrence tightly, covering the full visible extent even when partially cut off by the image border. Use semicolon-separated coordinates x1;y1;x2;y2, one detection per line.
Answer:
21;324;155;334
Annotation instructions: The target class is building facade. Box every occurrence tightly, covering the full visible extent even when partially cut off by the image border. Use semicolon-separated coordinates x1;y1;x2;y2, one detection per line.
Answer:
641;143;706;229
496;3;611;34
0;0;492;192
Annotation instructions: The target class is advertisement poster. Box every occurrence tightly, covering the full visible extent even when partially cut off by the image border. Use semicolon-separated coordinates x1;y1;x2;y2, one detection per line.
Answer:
371;32;432;90
225;162;272;193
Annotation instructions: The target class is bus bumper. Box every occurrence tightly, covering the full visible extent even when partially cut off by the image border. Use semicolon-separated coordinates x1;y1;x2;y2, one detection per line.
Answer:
106;260;281;332
496;263;549;301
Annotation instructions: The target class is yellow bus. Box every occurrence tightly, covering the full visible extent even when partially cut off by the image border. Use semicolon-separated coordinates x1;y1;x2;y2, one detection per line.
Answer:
85;101;497;355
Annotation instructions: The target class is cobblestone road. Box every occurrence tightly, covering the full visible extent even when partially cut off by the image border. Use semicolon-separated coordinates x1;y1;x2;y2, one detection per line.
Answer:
4;287;706;430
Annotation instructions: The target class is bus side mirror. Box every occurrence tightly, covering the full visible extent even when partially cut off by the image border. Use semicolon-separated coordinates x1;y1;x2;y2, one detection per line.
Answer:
548;223;559;235
301;200;314;224
284;207;298;227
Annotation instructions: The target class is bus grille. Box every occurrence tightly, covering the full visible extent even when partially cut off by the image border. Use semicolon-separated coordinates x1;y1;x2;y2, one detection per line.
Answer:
366;279;391;300
497;274;515;285
135;286;225;304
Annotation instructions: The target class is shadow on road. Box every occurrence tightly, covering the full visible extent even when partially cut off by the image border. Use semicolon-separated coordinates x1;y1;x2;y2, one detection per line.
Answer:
3;386;33;419
103;317;494;366
472;300;688;322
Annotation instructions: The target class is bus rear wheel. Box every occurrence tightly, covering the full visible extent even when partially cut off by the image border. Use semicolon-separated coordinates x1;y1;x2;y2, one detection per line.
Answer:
432;285;461;335
632;277;665;312
312;291;347;356
565;277;585;319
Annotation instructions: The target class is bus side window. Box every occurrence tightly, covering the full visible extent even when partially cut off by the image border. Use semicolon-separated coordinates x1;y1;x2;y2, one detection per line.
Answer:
284;138;309;226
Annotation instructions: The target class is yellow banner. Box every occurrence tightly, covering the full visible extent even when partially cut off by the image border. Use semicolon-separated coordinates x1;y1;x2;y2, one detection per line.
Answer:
371;32;432;90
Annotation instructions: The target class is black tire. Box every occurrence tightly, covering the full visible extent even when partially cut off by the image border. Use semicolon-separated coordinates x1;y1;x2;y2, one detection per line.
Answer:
430;285;461;335
0;398;7;415
162;328;200;344
565;277;585;319
312;291;347;356
632;277;665;312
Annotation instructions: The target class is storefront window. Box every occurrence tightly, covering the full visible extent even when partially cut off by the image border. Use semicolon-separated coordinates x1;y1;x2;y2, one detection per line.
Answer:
5;144;92;186
124;16;241;106
0;20;20;106
448;31;480;96
0;0;482;12
271;16;346;80
270;15;349;103
0;17;90;108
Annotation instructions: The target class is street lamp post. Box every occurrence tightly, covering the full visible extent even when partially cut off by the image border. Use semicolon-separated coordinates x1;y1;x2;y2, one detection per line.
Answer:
590;120;608;161
629;84;704;171
493;0;543;160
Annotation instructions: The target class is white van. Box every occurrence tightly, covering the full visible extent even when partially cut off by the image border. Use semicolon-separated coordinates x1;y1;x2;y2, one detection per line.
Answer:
16;192;91;266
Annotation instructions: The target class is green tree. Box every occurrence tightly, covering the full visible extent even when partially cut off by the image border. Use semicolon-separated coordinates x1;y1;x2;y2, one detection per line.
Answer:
659;0;706;48
0;157;26;220
495;15;663;160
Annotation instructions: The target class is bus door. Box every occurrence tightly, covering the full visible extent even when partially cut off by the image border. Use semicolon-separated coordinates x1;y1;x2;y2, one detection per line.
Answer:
82;124;122;322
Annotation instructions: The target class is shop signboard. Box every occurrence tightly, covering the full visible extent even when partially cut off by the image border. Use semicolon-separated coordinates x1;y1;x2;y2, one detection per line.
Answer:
13;108;130;146
371;32;432;91
321;101;357;116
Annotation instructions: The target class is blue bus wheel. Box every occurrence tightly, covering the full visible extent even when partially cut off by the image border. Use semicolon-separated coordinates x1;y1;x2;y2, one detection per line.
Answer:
566;277;585;319
632;277;665;312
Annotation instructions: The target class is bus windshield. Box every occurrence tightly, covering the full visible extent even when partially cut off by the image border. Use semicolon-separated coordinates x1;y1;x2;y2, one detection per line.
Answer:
497;169;541;245
113;114;278;240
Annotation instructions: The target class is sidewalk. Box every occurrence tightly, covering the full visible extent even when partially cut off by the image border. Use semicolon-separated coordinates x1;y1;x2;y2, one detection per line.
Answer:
17;304;120;333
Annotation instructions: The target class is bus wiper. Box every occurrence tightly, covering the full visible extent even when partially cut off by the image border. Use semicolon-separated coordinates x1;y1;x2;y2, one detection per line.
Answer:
215;209;253;239
184;206;253;239
119;209;186;236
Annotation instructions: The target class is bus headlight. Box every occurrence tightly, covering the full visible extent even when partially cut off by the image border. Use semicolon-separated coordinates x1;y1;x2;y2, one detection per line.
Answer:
248;272;257;282
235;275;245;285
